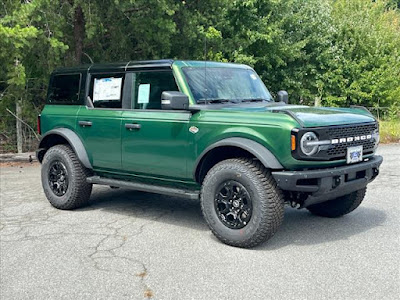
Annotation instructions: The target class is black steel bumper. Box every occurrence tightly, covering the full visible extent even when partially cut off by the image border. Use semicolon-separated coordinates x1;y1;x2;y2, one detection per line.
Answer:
272;155;383;207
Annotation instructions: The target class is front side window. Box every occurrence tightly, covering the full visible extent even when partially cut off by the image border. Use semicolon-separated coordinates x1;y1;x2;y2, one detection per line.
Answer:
89;73;124;109
132;71;178;109
182;67;273;104
47;74;81;104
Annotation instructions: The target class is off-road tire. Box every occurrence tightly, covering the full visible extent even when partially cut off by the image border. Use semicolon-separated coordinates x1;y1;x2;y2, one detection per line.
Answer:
307;188;366;218
201;158;284;248
41;144;92;210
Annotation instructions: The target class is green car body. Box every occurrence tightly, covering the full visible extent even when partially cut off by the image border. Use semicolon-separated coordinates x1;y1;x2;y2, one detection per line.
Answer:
37;60;383;248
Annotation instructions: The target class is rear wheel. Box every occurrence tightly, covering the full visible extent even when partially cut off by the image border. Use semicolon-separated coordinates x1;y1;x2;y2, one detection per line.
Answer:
41;144;92;210
307;188;366;218
201;158;284;248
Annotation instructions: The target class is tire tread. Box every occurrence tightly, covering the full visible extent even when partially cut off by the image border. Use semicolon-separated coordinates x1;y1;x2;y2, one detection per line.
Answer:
42;144;92;210
201;158;284;248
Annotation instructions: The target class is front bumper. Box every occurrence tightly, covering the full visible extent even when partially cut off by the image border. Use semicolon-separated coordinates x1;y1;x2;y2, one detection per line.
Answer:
272;155;383;207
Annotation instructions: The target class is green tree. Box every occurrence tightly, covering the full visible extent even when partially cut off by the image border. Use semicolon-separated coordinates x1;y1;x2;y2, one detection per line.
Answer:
1;0;399;152
0;0;68;151
321;0;400;108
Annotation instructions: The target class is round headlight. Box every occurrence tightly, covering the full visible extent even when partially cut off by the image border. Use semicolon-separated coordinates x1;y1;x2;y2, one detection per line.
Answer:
300;132;319;156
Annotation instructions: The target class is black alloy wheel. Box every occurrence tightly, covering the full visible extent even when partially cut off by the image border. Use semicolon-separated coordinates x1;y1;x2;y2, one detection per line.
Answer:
214;180;252;229
48;161;69;196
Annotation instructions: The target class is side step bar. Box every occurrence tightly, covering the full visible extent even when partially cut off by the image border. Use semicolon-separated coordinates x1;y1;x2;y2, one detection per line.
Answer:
86;176;200;200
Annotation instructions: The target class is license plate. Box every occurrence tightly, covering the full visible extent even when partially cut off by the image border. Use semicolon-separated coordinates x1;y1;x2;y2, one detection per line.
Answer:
347;145;363;164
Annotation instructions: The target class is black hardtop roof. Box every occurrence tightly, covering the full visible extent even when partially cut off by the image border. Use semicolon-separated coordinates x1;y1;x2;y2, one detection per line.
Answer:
52;59;174;74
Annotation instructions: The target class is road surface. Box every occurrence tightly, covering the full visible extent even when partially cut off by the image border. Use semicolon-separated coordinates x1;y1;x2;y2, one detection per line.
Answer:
1;144;399;299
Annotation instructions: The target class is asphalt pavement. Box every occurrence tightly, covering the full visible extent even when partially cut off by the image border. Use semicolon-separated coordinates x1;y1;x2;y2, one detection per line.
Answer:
1;144;399;299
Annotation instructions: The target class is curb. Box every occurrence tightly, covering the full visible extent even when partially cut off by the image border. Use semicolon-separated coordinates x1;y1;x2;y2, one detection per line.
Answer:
0;152;37;163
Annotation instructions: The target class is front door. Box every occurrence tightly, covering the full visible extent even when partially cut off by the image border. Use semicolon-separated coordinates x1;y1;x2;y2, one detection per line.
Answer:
121;70;191;181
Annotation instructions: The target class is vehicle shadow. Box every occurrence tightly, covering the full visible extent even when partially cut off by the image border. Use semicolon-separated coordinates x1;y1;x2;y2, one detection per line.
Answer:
254;206;387;250
83;186;387;250
84;186;208;232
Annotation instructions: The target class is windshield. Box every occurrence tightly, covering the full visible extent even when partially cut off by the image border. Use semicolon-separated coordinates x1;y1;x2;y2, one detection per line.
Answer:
182;67;273;104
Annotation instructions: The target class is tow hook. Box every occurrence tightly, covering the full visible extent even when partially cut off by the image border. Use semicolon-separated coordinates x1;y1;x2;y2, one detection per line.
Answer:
373;168;379;179
290;201;302;209
333;176;341;189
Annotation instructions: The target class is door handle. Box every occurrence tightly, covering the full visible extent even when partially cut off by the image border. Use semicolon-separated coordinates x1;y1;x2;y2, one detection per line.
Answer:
125;123;141;130
78;121;92;127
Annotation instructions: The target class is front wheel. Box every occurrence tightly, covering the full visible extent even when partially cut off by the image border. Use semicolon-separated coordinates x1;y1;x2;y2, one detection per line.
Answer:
201;158;284;248
307;188;366;218
41;144;92;210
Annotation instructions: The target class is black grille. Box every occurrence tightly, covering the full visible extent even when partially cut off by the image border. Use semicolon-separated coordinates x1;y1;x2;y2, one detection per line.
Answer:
326;123;378;158
327;139;375;157
292;122;378;161
327;123;377;139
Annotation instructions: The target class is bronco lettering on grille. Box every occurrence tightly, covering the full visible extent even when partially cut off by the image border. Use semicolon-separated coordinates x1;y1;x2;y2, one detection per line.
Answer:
331;135;372;144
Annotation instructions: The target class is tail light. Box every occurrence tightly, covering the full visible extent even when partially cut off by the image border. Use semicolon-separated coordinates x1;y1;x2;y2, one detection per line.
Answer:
37;115;41;135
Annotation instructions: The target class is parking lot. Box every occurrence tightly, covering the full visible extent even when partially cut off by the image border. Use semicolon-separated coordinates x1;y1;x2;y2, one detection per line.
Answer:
1;144;399;300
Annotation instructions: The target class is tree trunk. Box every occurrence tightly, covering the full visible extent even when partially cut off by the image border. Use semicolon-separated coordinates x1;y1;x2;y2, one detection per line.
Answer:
314;96;321;107
73;5;85;64
16;100;23;153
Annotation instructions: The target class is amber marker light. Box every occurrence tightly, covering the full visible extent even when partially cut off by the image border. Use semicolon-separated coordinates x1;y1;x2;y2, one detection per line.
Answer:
291;135;296;151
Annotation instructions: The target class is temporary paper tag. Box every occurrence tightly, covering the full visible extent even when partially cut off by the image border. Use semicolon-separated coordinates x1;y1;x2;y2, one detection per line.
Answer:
138;84;151;104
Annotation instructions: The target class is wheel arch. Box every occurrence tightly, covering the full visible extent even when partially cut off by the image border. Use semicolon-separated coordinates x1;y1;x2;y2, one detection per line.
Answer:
36;128;92;169
194;137;283;183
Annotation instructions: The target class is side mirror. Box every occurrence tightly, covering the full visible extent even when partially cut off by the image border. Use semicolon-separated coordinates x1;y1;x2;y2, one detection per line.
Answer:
161;91;189;110
277;90;289;104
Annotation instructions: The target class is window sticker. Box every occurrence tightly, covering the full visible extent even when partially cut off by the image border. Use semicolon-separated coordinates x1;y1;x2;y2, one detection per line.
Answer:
138;84;151;104
250;74;257;80
93;77;122;101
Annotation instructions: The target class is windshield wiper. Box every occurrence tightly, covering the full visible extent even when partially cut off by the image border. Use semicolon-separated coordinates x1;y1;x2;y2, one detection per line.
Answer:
197;98;237;104
240;98;271;103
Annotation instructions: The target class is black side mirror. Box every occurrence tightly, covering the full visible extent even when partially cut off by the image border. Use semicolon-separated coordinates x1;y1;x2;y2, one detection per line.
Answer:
161;91;189;110
277;90;289;104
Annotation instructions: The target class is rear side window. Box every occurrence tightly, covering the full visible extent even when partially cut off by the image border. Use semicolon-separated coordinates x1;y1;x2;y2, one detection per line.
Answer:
47;74;81;104
89;73;125;109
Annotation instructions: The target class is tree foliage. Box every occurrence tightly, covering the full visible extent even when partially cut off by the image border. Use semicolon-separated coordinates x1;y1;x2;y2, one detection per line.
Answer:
0;0;399;150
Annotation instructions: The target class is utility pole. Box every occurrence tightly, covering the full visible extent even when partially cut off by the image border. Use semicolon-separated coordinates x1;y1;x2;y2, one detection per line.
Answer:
14;58;23;153
16;98;23;154
314;96;321;107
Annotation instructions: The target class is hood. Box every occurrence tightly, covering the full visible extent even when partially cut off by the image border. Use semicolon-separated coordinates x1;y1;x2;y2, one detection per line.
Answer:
220;104;376;128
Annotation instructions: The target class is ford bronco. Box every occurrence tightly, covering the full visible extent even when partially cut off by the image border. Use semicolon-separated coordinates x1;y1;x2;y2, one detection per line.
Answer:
37;60;382;248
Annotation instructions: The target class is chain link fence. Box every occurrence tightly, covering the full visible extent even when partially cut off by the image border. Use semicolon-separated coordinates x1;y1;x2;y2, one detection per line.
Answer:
0;112;39;154
0;78;45;154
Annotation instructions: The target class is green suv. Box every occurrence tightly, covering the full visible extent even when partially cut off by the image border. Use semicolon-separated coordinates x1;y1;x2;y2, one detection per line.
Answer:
37;60;382;248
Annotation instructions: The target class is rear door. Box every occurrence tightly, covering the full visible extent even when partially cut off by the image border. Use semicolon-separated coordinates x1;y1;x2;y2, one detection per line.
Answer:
121;70;191;180
76;72;128;172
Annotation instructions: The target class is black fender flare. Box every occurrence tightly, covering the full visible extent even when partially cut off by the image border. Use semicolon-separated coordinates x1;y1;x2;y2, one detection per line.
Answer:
193;137;283;180
36;128;92;169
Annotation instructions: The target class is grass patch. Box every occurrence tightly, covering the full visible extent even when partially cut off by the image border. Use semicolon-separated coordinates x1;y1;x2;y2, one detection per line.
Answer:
379;119;400;144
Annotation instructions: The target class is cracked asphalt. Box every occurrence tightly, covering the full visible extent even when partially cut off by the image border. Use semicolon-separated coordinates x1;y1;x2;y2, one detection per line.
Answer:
1;144;399;300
